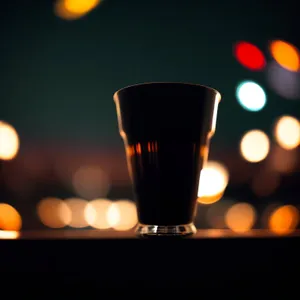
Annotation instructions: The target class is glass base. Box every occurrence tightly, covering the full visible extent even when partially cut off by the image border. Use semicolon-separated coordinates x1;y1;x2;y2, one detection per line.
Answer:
136;223;197;238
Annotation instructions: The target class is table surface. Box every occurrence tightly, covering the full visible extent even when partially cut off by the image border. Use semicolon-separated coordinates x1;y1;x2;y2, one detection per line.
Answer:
2;228;300;239
1;229;299;288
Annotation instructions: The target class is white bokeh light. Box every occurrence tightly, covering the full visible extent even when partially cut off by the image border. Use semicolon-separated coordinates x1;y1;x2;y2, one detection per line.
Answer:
240;130;270;163
236;81;267;111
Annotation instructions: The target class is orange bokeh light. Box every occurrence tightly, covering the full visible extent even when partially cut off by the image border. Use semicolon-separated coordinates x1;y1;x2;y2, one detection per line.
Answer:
269;40;300;72
0;203;22;231
269;205;299;235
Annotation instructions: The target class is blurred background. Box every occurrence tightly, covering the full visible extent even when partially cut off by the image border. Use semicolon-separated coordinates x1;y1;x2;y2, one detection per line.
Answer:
0;0;300;238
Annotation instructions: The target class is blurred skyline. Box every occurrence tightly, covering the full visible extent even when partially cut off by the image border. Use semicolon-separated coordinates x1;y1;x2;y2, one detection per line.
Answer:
1;0;299;149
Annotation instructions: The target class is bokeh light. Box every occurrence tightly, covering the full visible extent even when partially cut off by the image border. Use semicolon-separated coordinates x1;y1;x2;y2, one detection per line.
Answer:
268;205;299;235
225;203;256;233
233;41;266;71
240;130;270;163
84;199;112;229
268;145;298;174
0;230;20;239
0;121;20;160
269;40;300;72
72;165;110;200
54;0;101;20
65;198;89;228
206;198;235;228
274;115;300;150
236;81;267;112
37;197;72;228
197;161;229;204
107;200;138;231
251;169;280;197
266;61;300;100
0;203;22;231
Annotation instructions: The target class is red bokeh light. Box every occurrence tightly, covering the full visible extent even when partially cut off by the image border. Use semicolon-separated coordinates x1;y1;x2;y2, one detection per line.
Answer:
234;41;266;71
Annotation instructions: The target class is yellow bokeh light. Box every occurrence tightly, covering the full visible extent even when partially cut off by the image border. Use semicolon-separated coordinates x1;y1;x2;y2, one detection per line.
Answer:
0;121;20;160
197;161;229;205
274;116;300;150
225;203;256;233
65;0;100;14
268;205;299;235
107;200;138;231
0;230;20;239
37;197;72;228
54;0;101;20
84;199;112;229
0;203;22;231
65;198;89;228
270;40;300;72
240;130;270;163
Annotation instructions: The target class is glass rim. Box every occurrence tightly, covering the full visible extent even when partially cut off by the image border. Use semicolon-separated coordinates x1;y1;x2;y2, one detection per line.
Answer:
113;81;221;102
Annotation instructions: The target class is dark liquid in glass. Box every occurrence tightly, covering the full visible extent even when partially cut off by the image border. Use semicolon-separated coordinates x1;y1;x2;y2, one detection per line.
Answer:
115;83;218;229
126;140;205;225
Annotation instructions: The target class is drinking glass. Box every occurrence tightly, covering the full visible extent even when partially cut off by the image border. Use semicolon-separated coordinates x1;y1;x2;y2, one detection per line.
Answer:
113;82;221;237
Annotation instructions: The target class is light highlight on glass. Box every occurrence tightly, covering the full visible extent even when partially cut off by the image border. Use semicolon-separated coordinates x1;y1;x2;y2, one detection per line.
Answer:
274;115;300;150
225;203;256;233
233;41;266;71
0;121;20;161
240;130;270;163
269;40;300;72
236;81;266;112
197;161;229;204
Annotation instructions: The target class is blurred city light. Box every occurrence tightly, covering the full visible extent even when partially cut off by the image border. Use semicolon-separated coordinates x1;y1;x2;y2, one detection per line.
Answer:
65;198;89;228
269;40;300;72
0;230;20;239
233;41;266;71
0;203;22;231
84;198;112;229
268;145;298;174
266;61;300;100
54;0;101;20
274;115;300;150
251;168;280;197
0;121;20;161
107;200;138;231
225;203;256;233
240;130;270;163
197;161;229;204
206;198;235;228
37;197;72;228
72;165;110;200
268;205;299;235
236;81;266;112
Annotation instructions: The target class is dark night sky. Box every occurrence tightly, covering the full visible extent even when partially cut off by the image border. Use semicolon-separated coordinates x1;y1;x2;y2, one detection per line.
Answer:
1;0;299;151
